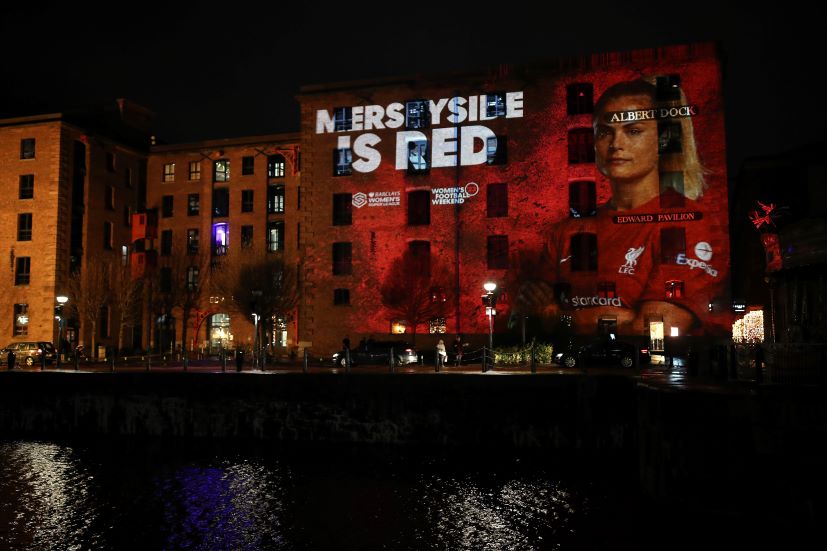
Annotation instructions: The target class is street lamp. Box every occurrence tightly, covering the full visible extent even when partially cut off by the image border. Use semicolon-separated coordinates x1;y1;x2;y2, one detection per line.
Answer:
251;290;262;370
55;295;68;369
482;282;497;352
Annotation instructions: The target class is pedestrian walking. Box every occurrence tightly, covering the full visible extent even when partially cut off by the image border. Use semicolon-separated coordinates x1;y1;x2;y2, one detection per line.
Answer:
436;339;448;369
452;335;463;366
7;348;15;369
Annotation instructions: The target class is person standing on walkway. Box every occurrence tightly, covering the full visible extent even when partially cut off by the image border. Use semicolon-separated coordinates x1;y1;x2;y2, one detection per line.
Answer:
436;339;448;369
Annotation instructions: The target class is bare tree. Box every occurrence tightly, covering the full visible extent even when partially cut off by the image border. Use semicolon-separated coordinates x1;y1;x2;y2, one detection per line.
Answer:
111;260;143;353
67;263;112;359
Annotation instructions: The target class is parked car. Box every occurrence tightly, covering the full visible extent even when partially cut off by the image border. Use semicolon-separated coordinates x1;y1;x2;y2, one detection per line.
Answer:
2;341;57;367
553;338;650;368
332;340;418;367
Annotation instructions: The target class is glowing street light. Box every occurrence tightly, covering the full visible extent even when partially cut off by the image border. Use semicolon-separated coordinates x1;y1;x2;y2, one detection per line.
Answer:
55;295;69;369
482;281;497;352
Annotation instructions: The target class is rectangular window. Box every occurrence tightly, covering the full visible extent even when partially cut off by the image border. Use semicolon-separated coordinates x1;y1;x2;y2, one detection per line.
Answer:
407;139;429;173
17;213;32;241
665;280;685;299
333;107;352;131
19;175;34;199
124;205;132;227
187;266;199;292
163;163;175;182
409;240;431;277
297;187;301;210
106;152;116;172
405;100;430;129
162;195;173;217
13;304;28;336
333;148;352;176
429;318;447;334
570;233;598;271
242;156;255;175
333;242;352;275
597;281;617;298
160;267;172;293
213;160;230;182
188;161;201;181
103;221;113;249
566;83;594;115
187;229;199;255
659;172;685;208
407;190;430;225
487;235;509;269
268;155;285;178
213;223;228;255
485;92;506;117
333;193;353;226
212;188;229;217
658;122;683;154
660;227;686;264
267;221;285;252
568;129;595;164
241;189;254;212
569;181;597;217
486;136;507;165
15;257;31;285
268;185;285;213
125;167;133;187
334;288;350;305
20;138;35;159
241;225;253;249
105;186;115;210
487;183;508;217
656;74;682;101
188;193;200;216
161;229;173;256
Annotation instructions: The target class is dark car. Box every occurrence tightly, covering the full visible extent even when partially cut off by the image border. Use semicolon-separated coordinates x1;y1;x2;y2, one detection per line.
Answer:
332;341;418;367
553;338;650;368
2;341;57;367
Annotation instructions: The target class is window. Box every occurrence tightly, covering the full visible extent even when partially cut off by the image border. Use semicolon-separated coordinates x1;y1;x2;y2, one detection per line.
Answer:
188;161;201;181
486;136;507;165
660;227;686;264
570;233;597;271
332;242;352;275
429;318;447;334
656;74;682;101
566;83;594;115
407;139;429;173
659;172;685;208
188;193;200;216
268;185;285;213
485;92;506;117
242;156;255;175
665;280;685;299
163;163;175;182
241;225;253;249
161;229;173;256
267;221;285;252
409;240;431;276
103;221;113;249
105;186;115;210
334;288;350;305
13;304;28;336
333;107;352;131
268;155;285;178
213;160;230;182
17;213;32;241
213;223;228;255
569;181;597;217
333;148;352;176
19;175;34;199
487;183;508;217
241;189;254;212
297;187;301;210
187;266;199;292
212;188;229;217
124;205;132;227
160;267;172;293
405;100;430;129
106;152;116;172
15;257;30;285
597;281;617;298
162;195;173;217
658;122;683;154
187;229;199;255
333;193;352;226
568;129;595;164
487;235;509;269
407;190;430;225
125;167;133;187
20;138;35;159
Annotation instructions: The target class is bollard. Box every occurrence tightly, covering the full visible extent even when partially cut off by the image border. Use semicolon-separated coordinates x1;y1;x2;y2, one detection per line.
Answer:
74;352;79;371
110;355;115;372
435;348;440;373
482;348;487;373
346;348;352;374
388;347;394;374
222;350;227;372
530;345;537;374
303;349;309;374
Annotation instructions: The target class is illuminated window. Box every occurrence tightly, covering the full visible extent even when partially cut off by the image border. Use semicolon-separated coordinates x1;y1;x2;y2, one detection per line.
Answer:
670;326;680;337
665;280;685;298
13;304;28;336
487;183;508;217
333;107;352;132
268;185;285;213
485;92;506;117
103;221;113;250
407;140;429;173
241;225;253;249
160;229;172;256
597;281;617;298
186;266;199;292
659;172;685;208
19;175;34;199
162;195;173;217
188;161;201;181
566;83;594;115
20;138;35;159
487;235;509;269
267;221;284;252
429;318;447;334
334;288;350;306
333;193;352;226
486;135;507;165
213;223;228;256
17;213;32;241
391;320;407;334
268;155;286;178
407;190;430;225
569;181;596;218
333;148;352;176
242;156;254;175
658;122;682;154
405;100;430;129
570;233;597;272
188;193;200;216
160;267;172;293
212;188;229;217
105;186;115;210
333;242;352;275
656;74;682;101
163;163;175;182
106;152;116;172
213;160;230;182
409;240;431;276
660;227;686;264
241;189;254;212
15;257;31;285
568;129;595;164
187;229;199;255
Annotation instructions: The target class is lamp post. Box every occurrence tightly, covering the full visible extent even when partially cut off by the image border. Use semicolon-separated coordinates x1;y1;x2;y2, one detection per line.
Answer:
55;295;68;369
483;282;497;352
251;290;262;370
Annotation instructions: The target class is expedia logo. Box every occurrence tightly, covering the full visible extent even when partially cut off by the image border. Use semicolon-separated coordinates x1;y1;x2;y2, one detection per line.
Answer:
676;253;718;277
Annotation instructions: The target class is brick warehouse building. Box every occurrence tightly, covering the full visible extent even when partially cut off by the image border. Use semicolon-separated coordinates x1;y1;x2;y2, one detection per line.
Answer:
297;42;733;355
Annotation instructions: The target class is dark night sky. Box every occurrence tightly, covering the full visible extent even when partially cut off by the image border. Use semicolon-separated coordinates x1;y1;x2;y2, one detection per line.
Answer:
1;3;822;176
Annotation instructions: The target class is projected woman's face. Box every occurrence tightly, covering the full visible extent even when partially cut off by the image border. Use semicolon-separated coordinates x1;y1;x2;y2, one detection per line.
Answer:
594;94;659;184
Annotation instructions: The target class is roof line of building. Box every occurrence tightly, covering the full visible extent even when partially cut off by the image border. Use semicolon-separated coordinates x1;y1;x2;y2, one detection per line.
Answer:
151;132;301;152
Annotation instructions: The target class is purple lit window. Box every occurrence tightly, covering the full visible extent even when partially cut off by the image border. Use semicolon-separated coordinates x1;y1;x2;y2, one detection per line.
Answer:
213;223;228;256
